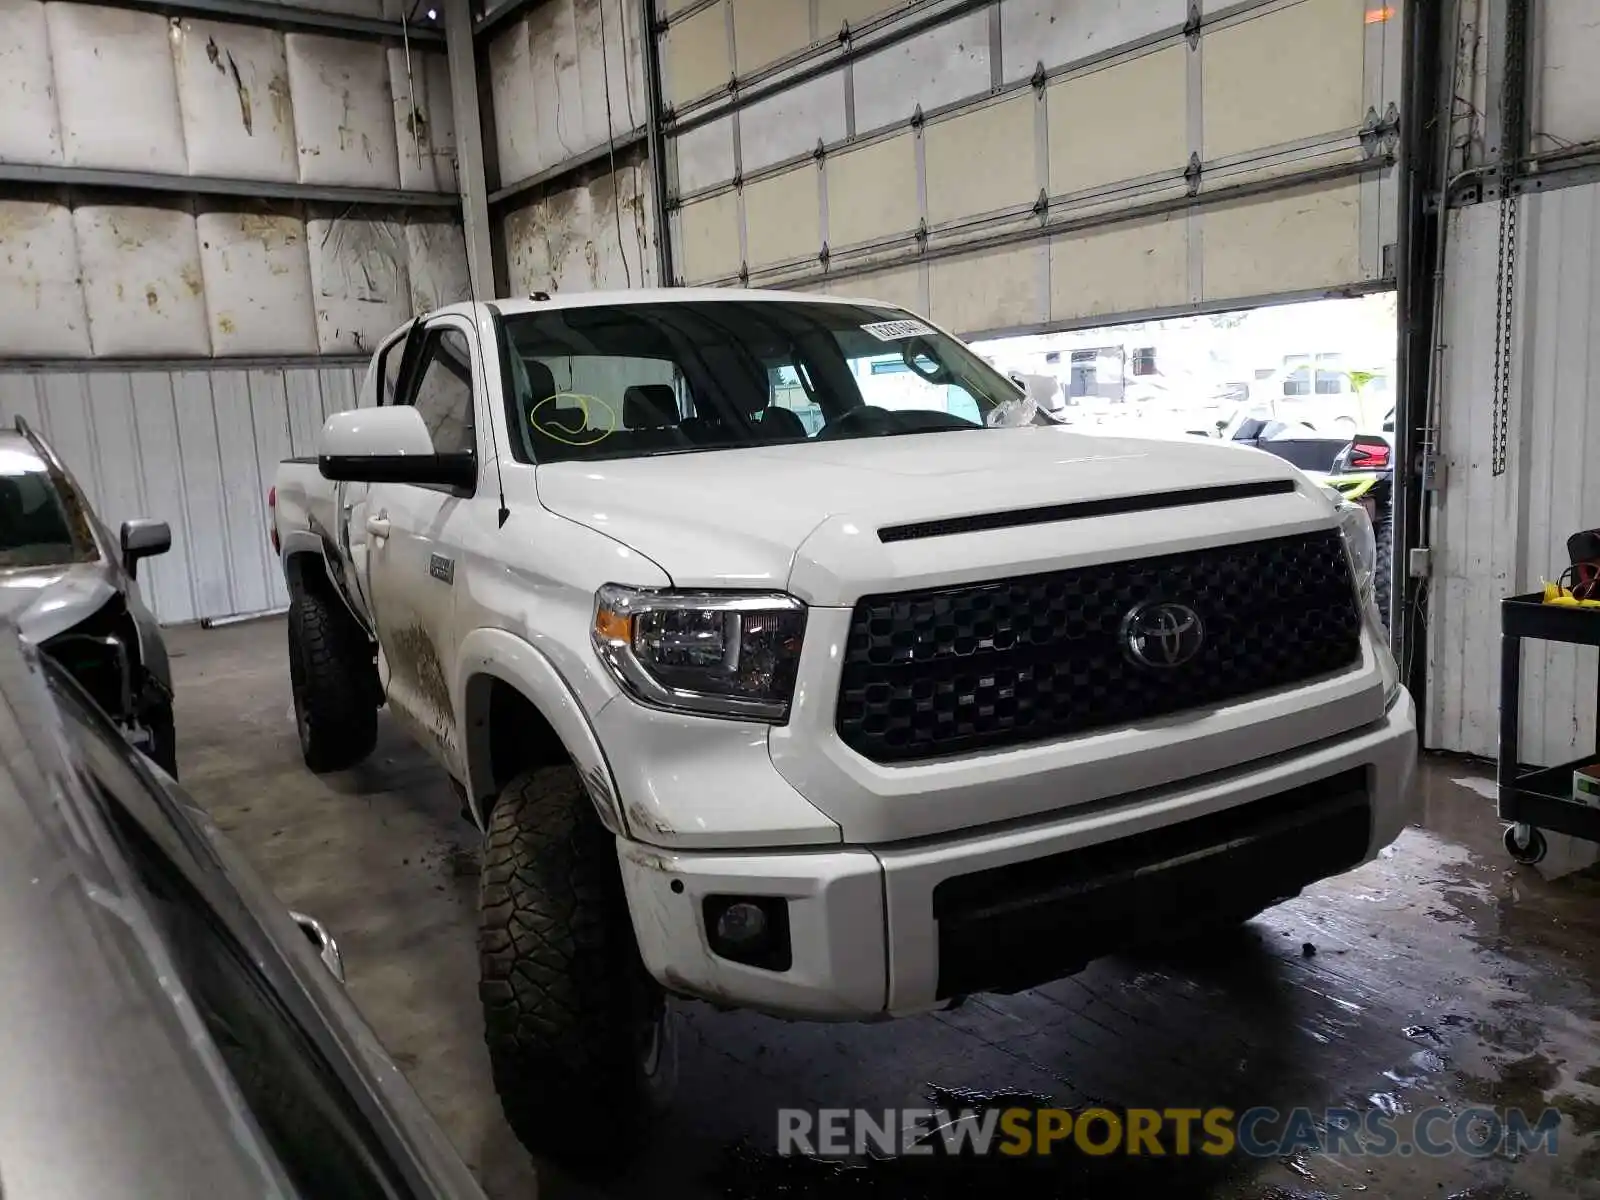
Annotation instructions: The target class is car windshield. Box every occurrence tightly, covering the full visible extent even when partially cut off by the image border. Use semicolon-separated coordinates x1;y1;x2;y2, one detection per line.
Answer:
0;445;94;569
497;300;1041;464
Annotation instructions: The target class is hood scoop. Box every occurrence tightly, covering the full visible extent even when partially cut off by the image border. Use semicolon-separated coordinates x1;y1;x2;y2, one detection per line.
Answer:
876;478;1299;544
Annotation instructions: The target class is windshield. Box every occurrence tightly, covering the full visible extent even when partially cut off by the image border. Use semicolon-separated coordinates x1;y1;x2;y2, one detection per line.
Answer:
497;300;1041;464
0;445;94;569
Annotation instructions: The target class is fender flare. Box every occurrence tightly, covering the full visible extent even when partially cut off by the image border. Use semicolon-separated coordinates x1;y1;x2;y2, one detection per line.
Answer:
453;627;627;837
280;530;371;636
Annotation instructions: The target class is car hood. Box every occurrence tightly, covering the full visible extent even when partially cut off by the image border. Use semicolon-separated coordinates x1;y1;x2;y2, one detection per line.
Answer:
534;427;1313;603
0;563;116;643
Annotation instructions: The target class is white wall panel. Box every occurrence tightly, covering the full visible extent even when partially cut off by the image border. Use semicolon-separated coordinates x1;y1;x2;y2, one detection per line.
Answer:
852;10;989;132
661;0;728;109
675;188;741;283
172;19;298;181
999;0;1186;85
404;222;473;315
1532;0;1600;152
47;4;186;173
489;0;646;186
285;33;401;188
388;48;457;192
0;365;359;622
924;94;1034;224
740;72;847;175
0;0;61;164
730;0;811;75
817;0;894;33
75;206;211;358
825;133;918;248
1201;182;1363;302
503;161;656;295
1048;46;1187;197
197;213;318;355
306;217;411;354
928;244;1046;334
0;202;91;357
1049;215;1189;323
1202;0;1366;164
744;166;820;268
1429;185;1600;764
674;116;736;194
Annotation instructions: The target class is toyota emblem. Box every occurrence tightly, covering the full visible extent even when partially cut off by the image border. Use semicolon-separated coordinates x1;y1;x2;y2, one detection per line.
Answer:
1121;601;1206;668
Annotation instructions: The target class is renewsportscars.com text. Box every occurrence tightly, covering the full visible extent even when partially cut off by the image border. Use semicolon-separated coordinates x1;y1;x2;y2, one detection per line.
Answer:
778;1105;1563;1160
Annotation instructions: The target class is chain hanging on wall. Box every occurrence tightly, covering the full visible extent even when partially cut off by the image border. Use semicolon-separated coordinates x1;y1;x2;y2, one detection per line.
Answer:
1489;0;1529;479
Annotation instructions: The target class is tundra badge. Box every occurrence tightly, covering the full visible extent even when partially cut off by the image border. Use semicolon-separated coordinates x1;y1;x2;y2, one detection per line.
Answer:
429;554;454;584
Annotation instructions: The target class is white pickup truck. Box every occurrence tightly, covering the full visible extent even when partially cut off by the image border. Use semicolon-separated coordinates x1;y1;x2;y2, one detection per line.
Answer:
271;289;1416;1163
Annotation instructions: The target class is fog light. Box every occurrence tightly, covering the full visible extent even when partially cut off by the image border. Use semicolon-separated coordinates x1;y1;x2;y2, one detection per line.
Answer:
716;901;767;945
703;894;792;972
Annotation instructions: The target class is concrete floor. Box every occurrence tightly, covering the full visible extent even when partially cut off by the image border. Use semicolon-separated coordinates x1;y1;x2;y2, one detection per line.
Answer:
171;617;1600;1200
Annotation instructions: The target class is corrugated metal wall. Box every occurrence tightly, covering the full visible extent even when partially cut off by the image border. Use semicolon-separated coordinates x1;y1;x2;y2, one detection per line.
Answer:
1427;181;1600;764
0;364;364;626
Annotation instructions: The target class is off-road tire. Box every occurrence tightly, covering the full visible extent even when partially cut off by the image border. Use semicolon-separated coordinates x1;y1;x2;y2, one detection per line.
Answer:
286;584;378;773
1373;502;1394;635
479;766;676;1167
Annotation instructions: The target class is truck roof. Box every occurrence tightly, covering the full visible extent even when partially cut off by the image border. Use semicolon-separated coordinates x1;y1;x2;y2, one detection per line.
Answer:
434;287;902;321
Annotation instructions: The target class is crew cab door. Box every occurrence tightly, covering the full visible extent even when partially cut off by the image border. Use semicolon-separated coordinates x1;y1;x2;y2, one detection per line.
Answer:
363;316;479;778
332;322;410;630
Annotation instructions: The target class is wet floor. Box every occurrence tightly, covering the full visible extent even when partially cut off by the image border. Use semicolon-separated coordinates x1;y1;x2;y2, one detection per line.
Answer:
171;618;1600;1200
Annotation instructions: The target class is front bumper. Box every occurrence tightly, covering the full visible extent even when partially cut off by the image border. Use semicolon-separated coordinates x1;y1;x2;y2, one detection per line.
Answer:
616;688;1417;1020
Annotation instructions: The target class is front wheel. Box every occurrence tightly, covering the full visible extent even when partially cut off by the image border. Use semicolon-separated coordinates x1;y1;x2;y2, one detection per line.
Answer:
479;766;676;1167
287;584;378;773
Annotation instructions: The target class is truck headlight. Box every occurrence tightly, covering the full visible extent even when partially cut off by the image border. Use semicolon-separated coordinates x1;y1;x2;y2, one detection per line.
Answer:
592;585;807;721
1331;488;1377;607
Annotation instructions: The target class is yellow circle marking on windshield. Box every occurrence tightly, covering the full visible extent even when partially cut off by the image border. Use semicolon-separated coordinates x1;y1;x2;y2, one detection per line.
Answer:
528;392;618;445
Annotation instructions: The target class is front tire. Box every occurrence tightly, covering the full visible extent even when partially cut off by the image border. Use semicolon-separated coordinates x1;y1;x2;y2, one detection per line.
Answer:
1373;502;1394;635
287;584;378;773
145;698;178;778
478;766;676;1167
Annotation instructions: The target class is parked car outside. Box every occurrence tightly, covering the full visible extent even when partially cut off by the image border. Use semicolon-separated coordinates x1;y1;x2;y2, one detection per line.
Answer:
0;416;177;774
0;621;487;1200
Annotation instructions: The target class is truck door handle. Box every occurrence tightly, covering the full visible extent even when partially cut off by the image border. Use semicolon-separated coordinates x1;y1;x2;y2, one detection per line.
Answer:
366;516;391;538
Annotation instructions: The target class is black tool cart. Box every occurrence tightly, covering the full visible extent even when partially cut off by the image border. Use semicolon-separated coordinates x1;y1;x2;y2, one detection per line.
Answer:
1498;593;1600;863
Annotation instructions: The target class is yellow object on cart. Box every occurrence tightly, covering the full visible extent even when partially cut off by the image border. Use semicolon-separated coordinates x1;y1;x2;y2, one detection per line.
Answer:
1541;580;1600;607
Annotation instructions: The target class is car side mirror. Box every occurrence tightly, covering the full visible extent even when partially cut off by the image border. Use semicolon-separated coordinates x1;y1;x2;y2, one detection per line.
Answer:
120;518;171;578
318;407;474;489
291;911;345;982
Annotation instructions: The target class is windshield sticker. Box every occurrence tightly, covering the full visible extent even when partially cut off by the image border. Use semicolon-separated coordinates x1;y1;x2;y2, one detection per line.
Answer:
861;319;935;342
528;393;618;446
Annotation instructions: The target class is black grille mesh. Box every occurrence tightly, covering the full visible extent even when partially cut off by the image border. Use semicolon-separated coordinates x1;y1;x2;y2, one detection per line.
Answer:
836;530;1363;763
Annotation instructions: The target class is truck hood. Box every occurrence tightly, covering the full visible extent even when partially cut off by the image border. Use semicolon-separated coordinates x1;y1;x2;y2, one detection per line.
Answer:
534;427;1314;603
0;564;116;643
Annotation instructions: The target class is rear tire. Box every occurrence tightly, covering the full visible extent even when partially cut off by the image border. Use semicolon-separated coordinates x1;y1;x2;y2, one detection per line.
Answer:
1373;503;1394;636
287;584;378;773
478;766;676;1168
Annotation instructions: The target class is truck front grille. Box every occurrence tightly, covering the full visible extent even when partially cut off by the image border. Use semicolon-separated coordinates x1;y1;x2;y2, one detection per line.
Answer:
836;529;1363;763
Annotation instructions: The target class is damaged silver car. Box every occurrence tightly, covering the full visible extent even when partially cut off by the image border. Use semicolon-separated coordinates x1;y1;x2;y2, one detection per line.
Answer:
0;416;176;775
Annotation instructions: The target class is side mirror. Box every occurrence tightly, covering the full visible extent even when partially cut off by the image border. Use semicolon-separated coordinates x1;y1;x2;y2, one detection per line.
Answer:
120;518;171;578
318;407;474;489
291;911;345;982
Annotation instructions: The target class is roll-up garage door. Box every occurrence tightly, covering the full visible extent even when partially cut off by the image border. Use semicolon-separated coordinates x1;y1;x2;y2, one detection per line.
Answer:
653;0;1403;336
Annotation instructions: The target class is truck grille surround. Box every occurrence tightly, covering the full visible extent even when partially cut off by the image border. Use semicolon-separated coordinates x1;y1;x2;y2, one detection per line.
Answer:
836;529;1363;764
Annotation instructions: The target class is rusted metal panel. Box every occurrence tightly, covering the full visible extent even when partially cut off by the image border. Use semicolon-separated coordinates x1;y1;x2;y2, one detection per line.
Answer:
75;205;212;358
172;18;298;181
196;211;318;355
388;47;457;192
284;32;401;187
503;160;656;294
0;0;61;165
489;0;647;187
305;216;412;354
46;3;187;173
0;201;92;357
